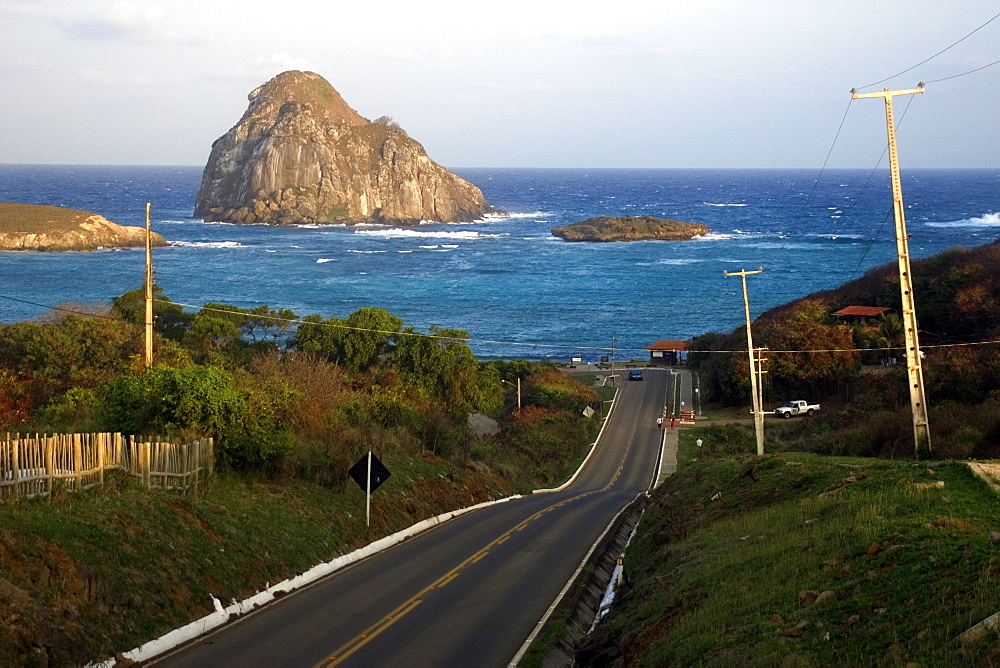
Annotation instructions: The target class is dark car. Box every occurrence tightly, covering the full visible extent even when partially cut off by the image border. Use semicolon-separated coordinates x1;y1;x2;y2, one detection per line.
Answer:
628;369;643;381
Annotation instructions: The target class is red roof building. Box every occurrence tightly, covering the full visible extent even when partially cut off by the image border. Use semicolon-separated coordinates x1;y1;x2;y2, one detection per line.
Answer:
646;340;688;366
832;306;891;325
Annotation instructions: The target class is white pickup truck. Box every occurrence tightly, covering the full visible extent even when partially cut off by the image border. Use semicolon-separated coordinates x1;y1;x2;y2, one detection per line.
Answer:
774;400;820;418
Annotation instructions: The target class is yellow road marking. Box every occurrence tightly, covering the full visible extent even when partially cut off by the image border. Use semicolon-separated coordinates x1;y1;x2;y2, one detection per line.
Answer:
315;488;606;667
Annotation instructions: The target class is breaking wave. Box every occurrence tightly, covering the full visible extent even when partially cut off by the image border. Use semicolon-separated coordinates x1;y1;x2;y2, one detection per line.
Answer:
354;228;503;240
926;212;1000;228
169;240;243;248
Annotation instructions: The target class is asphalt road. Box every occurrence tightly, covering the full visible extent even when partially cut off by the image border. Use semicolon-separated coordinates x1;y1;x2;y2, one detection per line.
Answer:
156;370;672;667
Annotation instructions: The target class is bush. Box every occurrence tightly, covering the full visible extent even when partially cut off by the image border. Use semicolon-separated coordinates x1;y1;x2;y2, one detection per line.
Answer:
103;366;293;469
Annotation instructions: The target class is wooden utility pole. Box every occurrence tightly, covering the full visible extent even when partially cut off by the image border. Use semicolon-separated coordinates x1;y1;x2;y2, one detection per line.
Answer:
724;268;765;455
851;85;931;456
610;335;616;386
144;202;154;368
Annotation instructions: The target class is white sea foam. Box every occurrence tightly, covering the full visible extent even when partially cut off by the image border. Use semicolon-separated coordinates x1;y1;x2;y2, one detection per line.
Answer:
703;202;747;207
398;250;413;253
170;240;243;248
926;212;1000;228
316;258;335;263
355;228;502;240
691;233;733;241
804;233;864;240
493;210;551;220
441;244;459;248
635;258;700;267
420;245;438;249
347;249;387;254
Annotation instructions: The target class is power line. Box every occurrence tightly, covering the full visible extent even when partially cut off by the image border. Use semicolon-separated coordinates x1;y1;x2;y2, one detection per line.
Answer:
6;293;1000;357
923;58;1000;84
845;93;919;283
856;11;1000;90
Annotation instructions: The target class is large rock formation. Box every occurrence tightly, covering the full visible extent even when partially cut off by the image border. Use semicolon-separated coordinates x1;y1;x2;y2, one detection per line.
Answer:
194;71;495;226
0;202;167;252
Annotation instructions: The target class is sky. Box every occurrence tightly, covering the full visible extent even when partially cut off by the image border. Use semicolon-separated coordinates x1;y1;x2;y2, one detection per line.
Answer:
2;1;998;169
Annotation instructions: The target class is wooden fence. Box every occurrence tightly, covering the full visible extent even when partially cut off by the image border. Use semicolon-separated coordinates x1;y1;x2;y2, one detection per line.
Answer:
0;433;214;501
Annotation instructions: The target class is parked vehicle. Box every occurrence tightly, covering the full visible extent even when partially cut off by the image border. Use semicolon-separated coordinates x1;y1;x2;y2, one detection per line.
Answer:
774;400;820;418
628;369;643;381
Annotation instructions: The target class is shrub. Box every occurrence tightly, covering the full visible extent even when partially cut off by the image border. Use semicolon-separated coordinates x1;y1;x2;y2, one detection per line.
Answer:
103;366;292;469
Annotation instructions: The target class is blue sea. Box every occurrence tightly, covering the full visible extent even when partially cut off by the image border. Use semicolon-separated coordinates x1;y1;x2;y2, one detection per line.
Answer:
0;165;997;360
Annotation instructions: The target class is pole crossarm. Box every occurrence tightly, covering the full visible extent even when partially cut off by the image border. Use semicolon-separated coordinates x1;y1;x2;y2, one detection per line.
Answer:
851;85;925;100
851;86;931;456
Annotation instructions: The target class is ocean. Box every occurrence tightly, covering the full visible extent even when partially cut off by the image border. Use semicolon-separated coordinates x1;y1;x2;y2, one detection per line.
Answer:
0;165;997;360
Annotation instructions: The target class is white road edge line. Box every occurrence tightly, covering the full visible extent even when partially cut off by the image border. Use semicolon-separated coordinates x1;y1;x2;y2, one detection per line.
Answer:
96;375;622;666
508;492;645;667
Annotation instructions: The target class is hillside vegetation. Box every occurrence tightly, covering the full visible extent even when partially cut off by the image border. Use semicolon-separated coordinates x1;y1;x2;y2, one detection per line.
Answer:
0;292;601;664
583;429;1000;665
691;238;1000;459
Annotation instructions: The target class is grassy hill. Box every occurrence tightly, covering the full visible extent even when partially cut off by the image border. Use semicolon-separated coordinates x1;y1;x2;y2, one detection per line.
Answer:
0;202;98;233
582;428;1000;665
0;202;166;251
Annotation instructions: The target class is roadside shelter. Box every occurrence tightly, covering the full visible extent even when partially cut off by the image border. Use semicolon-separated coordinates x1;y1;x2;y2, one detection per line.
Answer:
646;339;688;366
832;306;891;326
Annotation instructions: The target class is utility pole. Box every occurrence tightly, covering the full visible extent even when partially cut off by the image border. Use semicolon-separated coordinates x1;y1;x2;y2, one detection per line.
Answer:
724;268;765;456
144;202;154;369
610;335;616;386
852;85;931;456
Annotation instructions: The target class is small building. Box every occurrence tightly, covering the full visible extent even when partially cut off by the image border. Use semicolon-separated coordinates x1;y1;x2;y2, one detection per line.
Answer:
646;340;688;366
832;306;891;326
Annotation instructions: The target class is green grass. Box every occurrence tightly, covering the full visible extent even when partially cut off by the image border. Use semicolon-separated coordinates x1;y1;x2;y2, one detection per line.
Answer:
589;445;1000;665
0;202;93;233
0;452;513;664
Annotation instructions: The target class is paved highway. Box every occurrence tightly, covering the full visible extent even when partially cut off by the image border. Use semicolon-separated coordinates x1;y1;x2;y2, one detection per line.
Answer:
156;369;672;667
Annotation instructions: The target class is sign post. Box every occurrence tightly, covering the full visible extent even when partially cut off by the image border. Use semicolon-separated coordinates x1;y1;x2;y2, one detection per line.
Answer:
348;452;391;527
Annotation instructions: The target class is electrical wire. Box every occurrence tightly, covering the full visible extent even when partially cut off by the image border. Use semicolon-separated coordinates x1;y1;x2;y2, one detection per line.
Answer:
5;292;1000;356
923;58;1000;84
844;92;918;283
855;11;1000;90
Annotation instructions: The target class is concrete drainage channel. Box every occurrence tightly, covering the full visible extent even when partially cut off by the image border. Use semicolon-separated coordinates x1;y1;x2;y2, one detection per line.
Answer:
518;493;649;666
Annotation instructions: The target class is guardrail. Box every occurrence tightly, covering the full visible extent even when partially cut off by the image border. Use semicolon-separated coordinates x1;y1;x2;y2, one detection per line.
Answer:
0;432;213;501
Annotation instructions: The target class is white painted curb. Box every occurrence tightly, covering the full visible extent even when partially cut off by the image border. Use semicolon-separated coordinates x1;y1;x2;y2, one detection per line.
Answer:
532;383;619;494
94;494;521;666
96;382;617;665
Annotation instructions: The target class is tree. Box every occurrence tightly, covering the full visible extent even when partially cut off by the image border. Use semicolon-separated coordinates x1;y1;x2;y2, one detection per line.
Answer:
294;307;402;372
395;327;502;414
104;366;292;469
111;285;191;340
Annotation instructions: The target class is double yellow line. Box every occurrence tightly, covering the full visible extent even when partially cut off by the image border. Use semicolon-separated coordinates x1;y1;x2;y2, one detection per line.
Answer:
316;491;596;666
319;426;635;666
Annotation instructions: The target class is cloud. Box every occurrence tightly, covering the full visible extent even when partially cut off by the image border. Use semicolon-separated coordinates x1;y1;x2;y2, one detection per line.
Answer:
65;2;165;41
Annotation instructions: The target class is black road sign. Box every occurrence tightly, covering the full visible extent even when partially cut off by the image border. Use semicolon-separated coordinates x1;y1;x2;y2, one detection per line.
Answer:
348;453;391;493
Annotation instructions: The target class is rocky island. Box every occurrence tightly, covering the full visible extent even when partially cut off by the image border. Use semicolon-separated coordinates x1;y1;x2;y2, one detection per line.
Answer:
0;202;167;252
194;70;497;226
551;215;709;242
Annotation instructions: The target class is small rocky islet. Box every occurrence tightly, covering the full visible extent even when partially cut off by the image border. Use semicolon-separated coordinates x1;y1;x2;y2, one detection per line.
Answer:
0;202;167;252
551;215;709;242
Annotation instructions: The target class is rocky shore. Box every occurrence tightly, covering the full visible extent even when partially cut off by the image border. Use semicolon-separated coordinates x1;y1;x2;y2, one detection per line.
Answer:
0;202;167;252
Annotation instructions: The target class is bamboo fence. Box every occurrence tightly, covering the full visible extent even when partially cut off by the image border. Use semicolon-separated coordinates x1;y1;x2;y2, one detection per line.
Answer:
0;432;214;501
